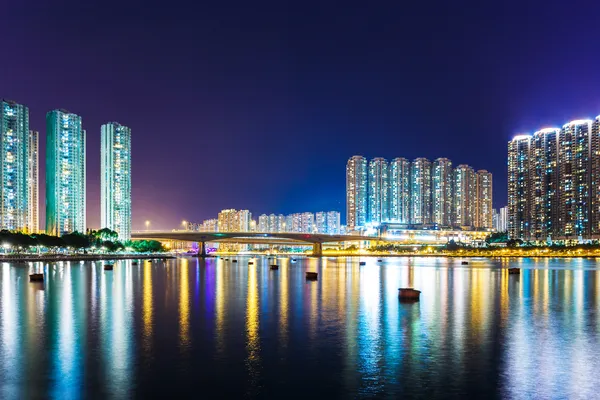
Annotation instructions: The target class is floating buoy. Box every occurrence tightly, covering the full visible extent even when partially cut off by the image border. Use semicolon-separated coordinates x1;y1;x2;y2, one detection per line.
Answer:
377;259;383;262
29;273;44;282
232;260;238;263
398;288;421;301
306;272;318;280
104;264;114;271
508;268;520;274
359;261;366;266
248;261;254;265
270;265;279;270
461;261;469;265
291;258;297;263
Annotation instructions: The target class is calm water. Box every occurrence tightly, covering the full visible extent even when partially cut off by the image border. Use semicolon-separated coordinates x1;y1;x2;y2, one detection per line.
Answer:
1;257;600;399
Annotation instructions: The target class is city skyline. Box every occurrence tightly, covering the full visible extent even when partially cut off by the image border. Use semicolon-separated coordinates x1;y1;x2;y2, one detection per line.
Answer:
347;155;493;231
8;2;600;229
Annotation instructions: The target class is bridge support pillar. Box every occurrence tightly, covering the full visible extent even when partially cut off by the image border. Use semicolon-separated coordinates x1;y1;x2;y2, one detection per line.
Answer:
196;241;207;257
312;242;323;257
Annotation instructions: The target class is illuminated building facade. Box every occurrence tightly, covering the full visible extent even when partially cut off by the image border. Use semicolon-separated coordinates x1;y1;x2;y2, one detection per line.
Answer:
410;158;432;224
347;155;492;230
27;130;39;233
432;158;453;227
258;214;269;232
46;109;86;236
530;128;560;240
508;117;600;241
558;120;593;239
389;157;411;224
0;100;30;231
476;170;493;228
453;165;476;228
508;135;531;240
217;209;251;232
346;155;367;230
368;157;389;224
101;122;131;240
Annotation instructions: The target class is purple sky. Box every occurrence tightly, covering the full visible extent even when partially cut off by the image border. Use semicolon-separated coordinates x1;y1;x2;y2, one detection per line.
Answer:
3;1;600;230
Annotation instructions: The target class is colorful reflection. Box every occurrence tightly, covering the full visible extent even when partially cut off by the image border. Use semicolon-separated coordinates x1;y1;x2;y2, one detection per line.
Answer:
0;257;599;398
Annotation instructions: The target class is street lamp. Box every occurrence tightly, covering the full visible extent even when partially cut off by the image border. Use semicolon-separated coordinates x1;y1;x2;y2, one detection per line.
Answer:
182;220;187;231
145;220;150;231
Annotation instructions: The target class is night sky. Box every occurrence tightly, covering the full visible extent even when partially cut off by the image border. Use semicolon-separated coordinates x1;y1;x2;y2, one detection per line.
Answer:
3;1;600;230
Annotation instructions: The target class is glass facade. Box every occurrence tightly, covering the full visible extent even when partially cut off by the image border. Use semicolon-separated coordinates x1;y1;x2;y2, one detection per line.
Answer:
46;110;86;235
101;122;132;241
0;100;29;231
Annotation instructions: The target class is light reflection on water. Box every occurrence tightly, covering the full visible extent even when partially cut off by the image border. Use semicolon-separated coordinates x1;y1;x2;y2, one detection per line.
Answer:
1;257;600;398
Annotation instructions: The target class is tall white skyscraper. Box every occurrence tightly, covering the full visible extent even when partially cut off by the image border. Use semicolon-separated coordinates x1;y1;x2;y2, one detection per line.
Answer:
346;156;367;230
432;158;453;227
46;109;86;236
101;122;131;241
390;157;411;224
0;100;30;231
411;158;432;224
368;157;389;225
27;130;39;233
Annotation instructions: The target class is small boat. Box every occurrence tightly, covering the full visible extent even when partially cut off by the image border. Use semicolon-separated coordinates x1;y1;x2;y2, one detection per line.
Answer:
461;261;469;265
232;260;238;263
104;264;114;271
248;261;254;265
306;272;318;280
377;259;383;262
359;261;366;266
270;265;279;270
291;258;297;263
398;288;421;301
29;273;44;282
132;261;138;266
508;268;520;275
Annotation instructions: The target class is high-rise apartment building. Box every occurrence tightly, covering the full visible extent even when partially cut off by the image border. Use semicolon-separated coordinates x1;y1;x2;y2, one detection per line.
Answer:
389;157;411;224
46;110;86;236
498;206;508;232
218;209;251;232
454;165;477;228
346;156;367;230
258;214;269;232
101;122;131;241
410;158;432;224
432;158;453;227
508;135;531;240
326;211;341;234
508;116;600;241
530;128;560;240
347;155;491;231
476;170;493;228
368;157;389;224
558;120;593;239
0;100;30;231
27;130;39;233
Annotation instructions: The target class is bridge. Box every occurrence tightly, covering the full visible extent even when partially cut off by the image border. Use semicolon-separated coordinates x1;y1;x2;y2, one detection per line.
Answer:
131;231;368;256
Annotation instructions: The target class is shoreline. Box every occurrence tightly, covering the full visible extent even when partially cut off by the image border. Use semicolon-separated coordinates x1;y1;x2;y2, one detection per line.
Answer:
212;252;600;259
0;253;174;262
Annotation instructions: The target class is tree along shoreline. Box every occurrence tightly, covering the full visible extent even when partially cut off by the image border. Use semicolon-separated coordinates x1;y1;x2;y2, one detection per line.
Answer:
0;228;166;253
0;253;174;262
